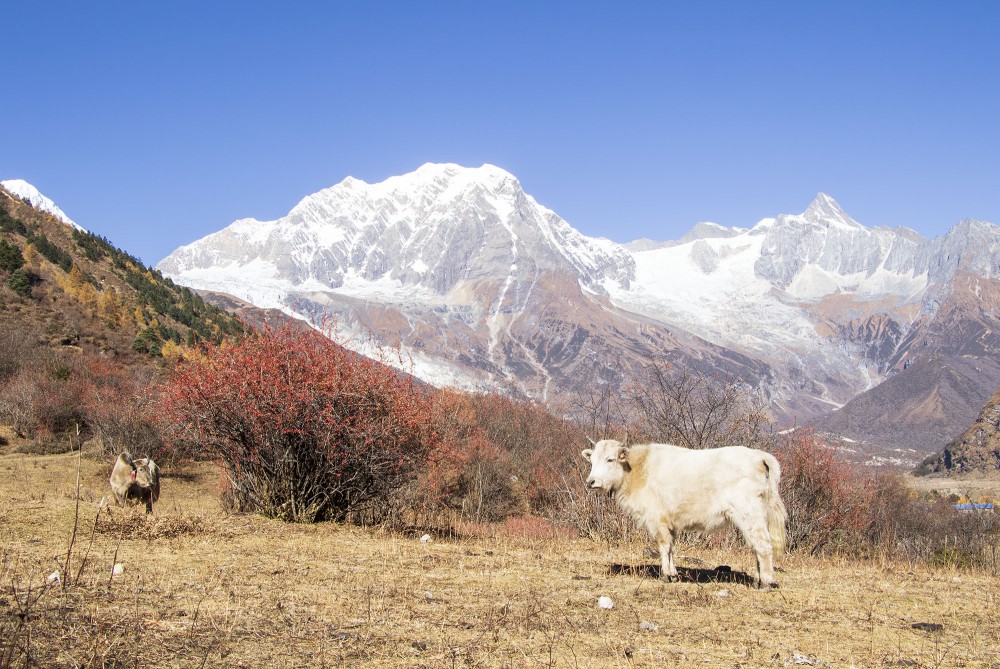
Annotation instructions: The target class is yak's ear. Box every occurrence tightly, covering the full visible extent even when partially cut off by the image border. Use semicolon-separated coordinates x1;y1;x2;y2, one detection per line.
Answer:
581;448;593;461
617;446;629;462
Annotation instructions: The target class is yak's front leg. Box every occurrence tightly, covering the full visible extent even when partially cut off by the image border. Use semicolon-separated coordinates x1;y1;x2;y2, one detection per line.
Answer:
656;524;678;582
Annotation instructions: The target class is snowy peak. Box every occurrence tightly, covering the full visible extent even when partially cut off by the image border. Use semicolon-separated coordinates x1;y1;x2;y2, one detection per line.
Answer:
333;163;519;200
289;162;522;223
159;162;634;305
0;179;85;232
156;164;1000;461
802;193;861;230
935;217;1000;277
679;221;748;243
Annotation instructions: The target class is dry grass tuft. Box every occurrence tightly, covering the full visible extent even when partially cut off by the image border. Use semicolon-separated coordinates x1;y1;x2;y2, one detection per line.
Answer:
95;508;209;540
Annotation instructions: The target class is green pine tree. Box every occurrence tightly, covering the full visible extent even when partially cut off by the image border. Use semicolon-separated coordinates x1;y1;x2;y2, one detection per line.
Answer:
0;240;24;273
6;269;32;297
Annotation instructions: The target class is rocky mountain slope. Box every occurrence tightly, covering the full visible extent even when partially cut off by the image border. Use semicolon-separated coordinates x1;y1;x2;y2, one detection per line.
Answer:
915;380;1000;475
154;163;1000;462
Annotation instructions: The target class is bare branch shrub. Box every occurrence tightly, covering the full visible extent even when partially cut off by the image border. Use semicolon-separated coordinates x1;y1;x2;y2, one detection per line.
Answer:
0;368;40;438
626;364;771;449
776;430;1000;569
417;391;582;524
563;375;629;441
775;429;870;555
864;473;1000;569
81;357;162;460
0;356;87;442
0;321;37;383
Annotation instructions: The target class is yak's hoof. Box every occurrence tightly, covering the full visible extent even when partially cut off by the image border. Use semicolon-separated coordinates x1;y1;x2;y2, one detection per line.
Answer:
757;581;779;591
662;573;680;583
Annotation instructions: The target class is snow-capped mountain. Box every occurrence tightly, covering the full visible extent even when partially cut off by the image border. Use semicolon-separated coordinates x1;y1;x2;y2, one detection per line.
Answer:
158;164;1000;460
159;163;631;304
1;179;84;231
158;163;645;396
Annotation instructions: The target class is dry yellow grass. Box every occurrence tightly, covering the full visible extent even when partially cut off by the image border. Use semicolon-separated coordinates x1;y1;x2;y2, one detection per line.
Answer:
2;449;998;668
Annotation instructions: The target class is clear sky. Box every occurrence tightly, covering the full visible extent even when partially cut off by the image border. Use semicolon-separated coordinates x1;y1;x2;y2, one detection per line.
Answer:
2;2;998;265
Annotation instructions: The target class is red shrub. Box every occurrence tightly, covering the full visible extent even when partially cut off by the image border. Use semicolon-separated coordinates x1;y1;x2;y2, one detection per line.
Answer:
80;356;162;459
419;390;582;523
774;429;872;555
160;321;436;522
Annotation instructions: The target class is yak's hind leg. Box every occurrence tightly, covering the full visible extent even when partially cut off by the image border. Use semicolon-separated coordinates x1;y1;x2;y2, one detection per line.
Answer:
726;505;777;589
655;524;679;582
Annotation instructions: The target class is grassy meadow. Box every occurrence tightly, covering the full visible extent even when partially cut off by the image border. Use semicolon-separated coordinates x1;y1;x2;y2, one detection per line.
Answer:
2;443;999;668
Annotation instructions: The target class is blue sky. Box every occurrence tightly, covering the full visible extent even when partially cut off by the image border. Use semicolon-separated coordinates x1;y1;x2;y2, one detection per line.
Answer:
3;2;998;265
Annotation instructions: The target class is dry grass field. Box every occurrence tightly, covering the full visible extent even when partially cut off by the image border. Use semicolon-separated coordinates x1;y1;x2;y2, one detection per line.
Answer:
904;474;1000;505
2;445;998;668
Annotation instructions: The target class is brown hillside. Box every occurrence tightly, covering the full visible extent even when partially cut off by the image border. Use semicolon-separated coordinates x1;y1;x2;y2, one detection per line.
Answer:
813;273;1000;462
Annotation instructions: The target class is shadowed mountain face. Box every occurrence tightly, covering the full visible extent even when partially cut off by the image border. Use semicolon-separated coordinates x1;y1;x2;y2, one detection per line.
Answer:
157;164;1000;464
813;272;1000;465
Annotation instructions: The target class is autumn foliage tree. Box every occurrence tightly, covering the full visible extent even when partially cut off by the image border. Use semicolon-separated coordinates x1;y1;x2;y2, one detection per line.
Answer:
161;322;437;523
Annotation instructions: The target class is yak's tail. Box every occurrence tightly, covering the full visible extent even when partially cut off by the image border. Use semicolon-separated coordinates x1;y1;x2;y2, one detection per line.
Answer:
762;453;787;554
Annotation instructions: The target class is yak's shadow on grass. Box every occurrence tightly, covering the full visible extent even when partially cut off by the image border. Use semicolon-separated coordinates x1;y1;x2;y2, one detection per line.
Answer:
609;562;757;587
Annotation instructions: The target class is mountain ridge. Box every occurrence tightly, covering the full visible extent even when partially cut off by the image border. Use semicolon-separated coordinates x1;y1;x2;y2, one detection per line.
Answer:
0;180;243;363
1;179;84;232
155;163;1000;463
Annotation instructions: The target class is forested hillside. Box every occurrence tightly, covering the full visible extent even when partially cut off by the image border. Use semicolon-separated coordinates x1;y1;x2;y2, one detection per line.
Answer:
1;184;244;359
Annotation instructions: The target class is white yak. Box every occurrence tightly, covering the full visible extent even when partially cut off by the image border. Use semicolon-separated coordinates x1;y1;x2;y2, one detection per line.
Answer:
582;438;786;589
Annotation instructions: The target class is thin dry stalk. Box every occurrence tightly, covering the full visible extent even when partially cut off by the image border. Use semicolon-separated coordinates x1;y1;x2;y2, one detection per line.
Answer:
62;434;84;587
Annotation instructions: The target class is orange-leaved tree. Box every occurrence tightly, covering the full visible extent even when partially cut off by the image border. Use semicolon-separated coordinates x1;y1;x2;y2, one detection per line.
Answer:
161;321;437;523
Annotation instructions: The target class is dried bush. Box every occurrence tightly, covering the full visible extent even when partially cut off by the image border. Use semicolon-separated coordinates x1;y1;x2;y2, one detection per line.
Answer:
417;390;582;525
626;364;771;449
0;322;37;383
776;430;1000;570
864;472;1000;569
161;321;437;523
0;368;40;438
452;438;527;522
774;429;870;555
80;356;162;460
31;362;87;438
554;461;645;544
96;509;208;540
0;358;87;441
